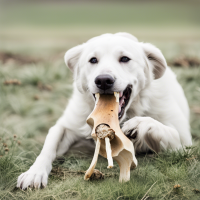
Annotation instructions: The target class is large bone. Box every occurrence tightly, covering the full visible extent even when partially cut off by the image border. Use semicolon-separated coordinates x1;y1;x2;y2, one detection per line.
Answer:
84;93;137;182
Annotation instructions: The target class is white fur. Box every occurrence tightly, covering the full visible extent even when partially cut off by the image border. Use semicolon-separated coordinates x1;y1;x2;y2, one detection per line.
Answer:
17;32;192;189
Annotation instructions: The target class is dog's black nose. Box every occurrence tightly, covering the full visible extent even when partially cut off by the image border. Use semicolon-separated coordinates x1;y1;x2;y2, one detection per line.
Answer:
95;74;115;90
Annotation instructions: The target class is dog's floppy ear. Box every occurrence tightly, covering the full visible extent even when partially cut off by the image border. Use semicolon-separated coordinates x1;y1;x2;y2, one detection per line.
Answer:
64;44;84;72
115;32;138;42
142;43;167;79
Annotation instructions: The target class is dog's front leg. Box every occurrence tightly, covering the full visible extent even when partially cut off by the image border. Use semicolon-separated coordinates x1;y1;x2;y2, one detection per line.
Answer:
17;90;92;190
122;117;182;153
17;122;67;189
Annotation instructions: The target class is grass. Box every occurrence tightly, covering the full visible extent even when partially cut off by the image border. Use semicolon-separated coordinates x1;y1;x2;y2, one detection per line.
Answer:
0;1;200;199
0;60;200;200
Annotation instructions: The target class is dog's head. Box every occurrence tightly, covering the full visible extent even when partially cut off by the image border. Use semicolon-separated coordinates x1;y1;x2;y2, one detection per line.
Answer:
64;32;167;120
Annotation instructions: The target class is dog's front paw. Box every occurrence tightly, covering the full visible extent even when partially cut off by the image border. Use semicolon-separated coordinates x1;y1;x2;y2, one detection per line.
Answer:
17;168;49;190
122;117;162;153
122;117;142;140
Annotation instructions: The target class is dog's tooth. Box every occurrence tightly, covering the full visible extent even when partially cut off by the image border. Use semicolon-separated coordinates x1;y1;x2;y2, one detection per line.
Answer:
95;93;100;104
114;92;119;102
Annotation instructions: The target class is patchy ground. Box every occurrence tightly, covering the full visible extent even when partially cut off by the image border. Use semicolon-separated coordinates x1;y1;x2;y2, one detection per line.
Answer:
0;52;41;65
169;56;200;68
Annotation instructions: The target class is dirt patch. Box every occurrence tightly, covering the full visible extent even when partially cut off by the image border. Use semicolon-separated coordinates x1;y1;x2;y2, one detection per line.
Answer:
3;79;21;85
37;82;52;91
51;167;116;180
0;52;41;65
51;167;85;179
170;56;200;68
191;106;200;115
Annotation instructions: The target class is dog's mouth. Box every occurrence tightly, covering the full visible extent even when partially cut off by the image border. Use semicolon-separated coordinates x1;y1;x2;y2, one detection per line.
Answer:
93;85;132;120
118;85;132;119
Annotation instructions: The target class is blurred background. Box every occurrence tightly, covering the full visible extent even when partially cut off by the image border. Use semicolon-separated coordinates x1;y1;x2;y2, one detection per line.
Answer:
0;0;200;198
1;0;200;58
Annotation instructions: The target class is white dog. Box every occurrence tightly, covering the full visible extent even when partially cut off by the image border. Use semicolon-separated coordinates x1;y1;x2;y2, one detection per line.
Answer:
17;32;192;189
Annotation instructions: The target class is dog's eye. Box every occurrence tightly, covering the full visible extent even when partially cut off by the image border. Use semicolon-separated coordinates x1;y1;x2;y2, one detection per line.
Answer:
120;56;130;63
89;57;98;64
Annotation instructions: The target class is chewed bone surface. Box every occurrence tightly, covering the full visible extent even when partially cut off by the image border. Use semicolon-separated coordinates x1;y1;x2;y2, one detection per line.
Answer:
95;124;115;140
96;124;115;168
